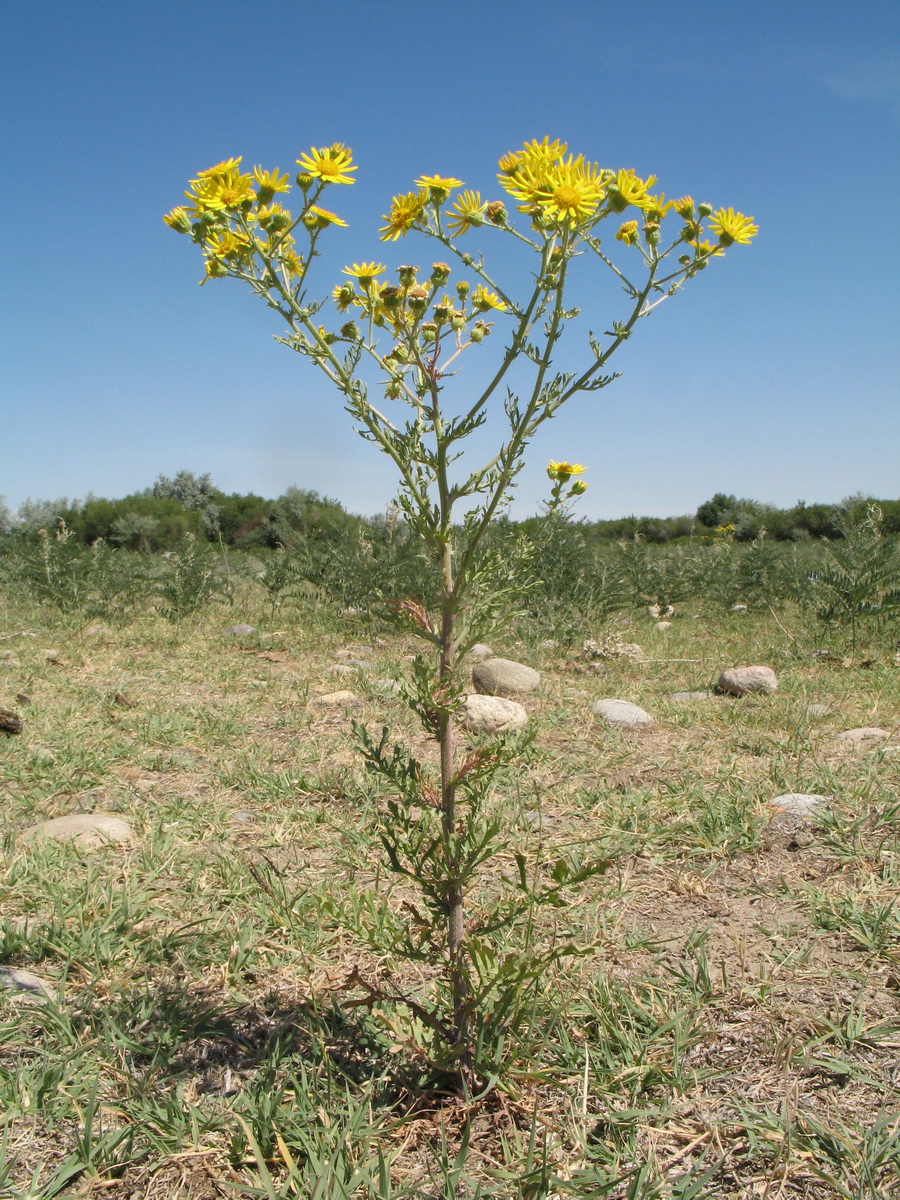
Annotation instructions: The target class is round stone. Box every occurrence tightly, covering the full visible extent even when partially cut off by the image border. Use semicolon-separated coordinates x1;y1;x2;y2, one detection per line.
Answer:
21;813;134;847
718;666;778;696
591;698;654;730
836;727;889;749
472;657;540;697
225;623;256;636
460;694;528;734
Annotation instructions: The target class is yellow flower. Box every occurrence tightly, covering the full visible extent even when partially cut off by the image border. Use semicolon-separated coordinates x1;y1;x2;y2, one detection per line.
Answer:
498;138;569;206
379;189;428;241
694;239;725;258
280;249;304;277
332;282;359;312
535;156;607;223
606;169;657;213
547;460;586;481
672;196;695;219
446;190;487;236
163;206;192;233
253;166;291;204
709;207;758;246
295;143;356;185
415;174;463;204
303;205;347;229
615;220;639;246
196;157;243;180
641;193;673;223
342;262;385;287
471;285;508;313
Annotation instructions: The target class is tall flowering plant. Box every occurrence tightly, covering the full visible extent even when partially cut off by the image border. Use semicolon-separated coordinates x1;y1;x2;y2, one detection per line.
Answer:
167;140;755;1089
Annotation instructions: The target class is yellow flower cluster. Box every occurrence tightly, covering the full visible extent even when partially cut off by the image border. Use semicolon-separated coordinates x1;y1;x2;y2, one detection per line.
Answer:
166;146;357;284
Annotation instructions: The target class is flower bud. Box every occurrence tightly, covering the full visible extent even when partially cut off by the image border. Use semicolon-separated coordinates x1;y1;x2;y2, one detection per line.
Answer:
385;381;403;399
456;280;470;300
340;322;360;340
420;322;438;343
697;202;712;218
450;312;466;330
397;264;419;286
295;172;314;190
678;254;691;265
432;302;450;323
269;210;292;231
379;285;402;311
430;262;451;285
485;200;507;225
407;285;428;313
569;480;588;496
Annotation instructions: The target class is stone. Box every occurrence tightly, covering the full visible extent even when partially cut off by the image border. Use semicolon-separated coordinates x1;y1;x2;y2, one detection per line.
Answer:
467;644;494;662
460;694;528;734
335;647;370;660
668;690;712;703
731;603;748;612
310;690;361;708
324;664;355;678
346;659;375;672
655;621;672;631
769;793;831;817
583;636;647;663
0;968;55;1002
21;813;134;847
591;698;654;730
225;623;256;636
805;703;831;718
371;679;402;694
472;657;540;697
0;650;20;666
718;666;778;696
836;727;889;749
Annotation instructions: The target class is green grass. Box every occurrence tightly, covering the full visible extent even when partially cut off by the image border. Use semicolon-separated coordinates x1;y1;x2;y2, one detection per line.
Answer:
1;575;898;1198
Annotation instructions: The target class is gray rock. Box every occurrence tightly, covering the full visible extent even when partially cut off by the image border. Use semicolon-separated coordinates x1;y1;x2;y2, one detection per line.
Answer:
21;813;134;847
467;644;494;662
472;657;540;697
225;623;256;636
310;690;361;708
718;666;778;696
591;698;654;730
668;690;712;703
806;703;831;718
0;968;55;1002
731;603;748;613
769;793;831;817
836;727;889;749
654;621;672;631
324;664;355;678
460;694;528;734
335;646;370;660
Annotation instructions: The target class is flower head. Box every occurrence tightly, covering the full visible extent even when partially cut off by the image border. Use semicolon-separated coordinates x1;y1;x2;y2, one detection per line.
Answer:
186;161;256;213
547;460;586;482
606;169;657;213
343;262;385;288
303;206;347;230
380;190;428;241
446;190;487;236
615;220;639;246
163;206;192;233
471;285;508;313
415;174;463;204
534;156;607;224
253;166;291;204
296;143;356;185
709;207;758;246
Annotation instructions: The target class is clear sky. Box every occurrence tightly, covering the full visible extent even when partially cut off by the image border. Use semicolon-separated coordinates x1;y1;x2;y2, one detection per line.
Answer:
3;0;898;520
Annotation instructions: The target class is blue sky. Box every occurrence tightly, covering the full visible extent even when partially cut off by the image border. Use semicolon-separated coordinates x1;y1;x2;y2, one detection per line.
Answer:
3;0;898;520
